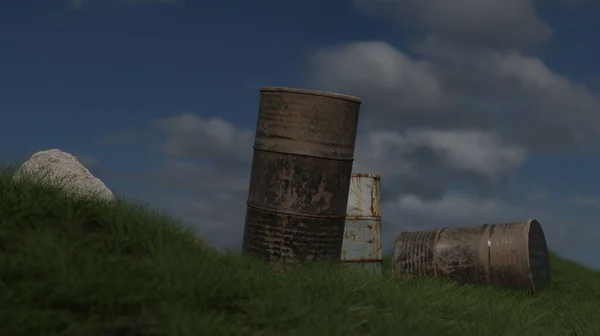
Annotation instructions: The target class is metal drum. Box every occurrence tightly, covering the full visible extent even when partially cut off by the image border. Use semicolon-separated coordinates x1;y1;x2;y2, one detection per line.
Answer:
242;86;361;270
392;219;551;291
341;173;383;275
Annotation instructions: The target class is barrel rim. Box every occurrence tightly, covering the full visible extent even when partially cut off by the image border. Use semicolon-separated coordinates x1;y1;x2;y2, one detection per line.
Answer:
351;173;381;179
525;218;551;291
260;86;362;103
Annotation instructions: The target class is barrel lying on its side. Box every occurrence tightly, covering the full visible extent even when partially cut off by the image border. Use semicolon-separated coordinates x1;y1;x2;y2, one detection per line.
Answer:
341;173;383;275
242;86;361;271
392;219;551;291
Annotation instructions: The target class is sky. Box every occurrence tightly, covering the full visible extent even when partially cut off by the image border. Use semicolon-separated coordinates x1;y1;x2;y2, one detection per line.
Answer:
2;0;600;268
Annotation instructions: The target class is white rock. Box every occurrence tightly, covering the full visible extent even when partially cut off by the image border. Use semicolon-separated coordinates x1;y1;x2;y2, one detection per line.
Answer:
13;149;114;202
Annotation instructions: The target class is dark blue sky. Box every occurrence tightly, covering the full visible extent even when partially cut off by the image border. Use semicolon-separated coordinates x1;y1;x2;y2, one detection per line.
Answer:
1;0;388;165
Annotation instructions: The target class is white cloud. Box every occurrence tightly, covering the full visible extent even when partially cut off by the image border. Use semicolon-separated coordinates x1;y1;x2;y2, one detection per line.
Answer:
408;129;526;180
395;192;513;221
311;41;447;113
353;0;552;47
151;113;254;162
309;38;600;152
353;128;526;198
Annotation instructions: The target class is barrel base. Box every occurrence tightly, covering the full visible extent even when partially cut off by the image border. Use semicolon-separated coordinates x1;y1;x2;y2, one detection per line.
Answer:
242;206;345;266
341;218;383;276
341;262;382;275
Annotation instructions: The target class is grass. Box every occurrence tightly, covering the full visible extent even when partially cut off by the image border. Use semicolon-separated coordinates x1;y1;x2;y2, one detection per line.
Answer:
1;164;600;336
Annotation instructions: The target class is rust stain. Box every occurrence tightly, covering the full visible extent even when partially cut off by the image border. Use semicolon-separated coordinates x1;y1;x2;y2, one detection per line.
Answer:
392;219;550;292
242;86;361;268
346;174;381;219
311;172;333;209
370;177;380;218
341;173;383;273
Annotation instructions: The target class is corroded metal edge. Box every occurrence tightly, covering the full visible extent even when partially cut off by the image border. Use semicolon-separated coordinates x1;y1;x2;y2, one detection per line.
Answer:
524;218;551;291
260;86;362;103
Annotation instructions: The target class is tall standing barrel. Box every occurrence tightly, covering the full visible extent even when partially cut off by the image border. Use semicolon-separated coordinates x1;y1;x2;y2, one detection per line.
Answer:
242;86;361;269
392;219;550;291
341;173;383;275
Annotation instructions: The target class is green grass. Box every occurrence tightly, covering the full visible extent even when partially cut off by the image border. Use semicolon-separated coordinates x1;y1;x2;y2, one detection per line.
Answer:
1;164;600;336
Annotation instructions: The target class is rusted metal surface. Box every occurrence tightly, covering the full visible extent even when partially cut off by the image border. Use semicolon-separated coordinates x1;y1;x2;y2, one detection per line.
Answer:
341;173;382;274
346;173;381;219
242;86;361;270
392;219;551;292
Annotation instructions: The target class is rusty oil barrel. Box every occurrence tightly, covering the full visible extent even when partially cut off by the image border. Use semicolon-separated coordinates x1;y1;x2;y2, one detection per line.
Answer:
242;86;361;269
341;173;383;275
392;219;551;291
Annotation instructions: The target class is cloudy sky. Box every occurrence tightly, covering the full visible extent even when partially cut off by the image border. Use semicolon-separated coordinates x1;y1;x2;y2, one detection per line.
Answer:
2;0;600;268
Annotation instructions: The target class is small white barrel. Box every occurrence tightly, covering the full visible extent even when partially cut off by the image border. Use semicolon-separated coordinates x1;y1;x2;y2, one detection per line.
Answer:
341;173;383;275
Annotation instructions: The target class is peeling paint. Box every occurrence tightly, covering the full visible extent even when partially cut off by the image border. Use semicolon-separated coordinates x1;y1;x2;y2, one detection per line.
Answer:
341;173;383;275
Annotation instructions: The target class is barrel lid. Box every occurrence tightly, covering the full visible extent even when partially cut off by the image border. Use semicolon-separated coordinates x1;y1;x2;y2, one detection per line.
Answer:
260;86;362;103
352;173;381;180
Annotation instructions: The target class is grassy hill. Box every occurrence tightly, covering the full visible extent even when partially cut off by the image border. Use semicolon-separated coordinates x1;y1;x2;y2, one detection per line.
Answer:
1;165;599;336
